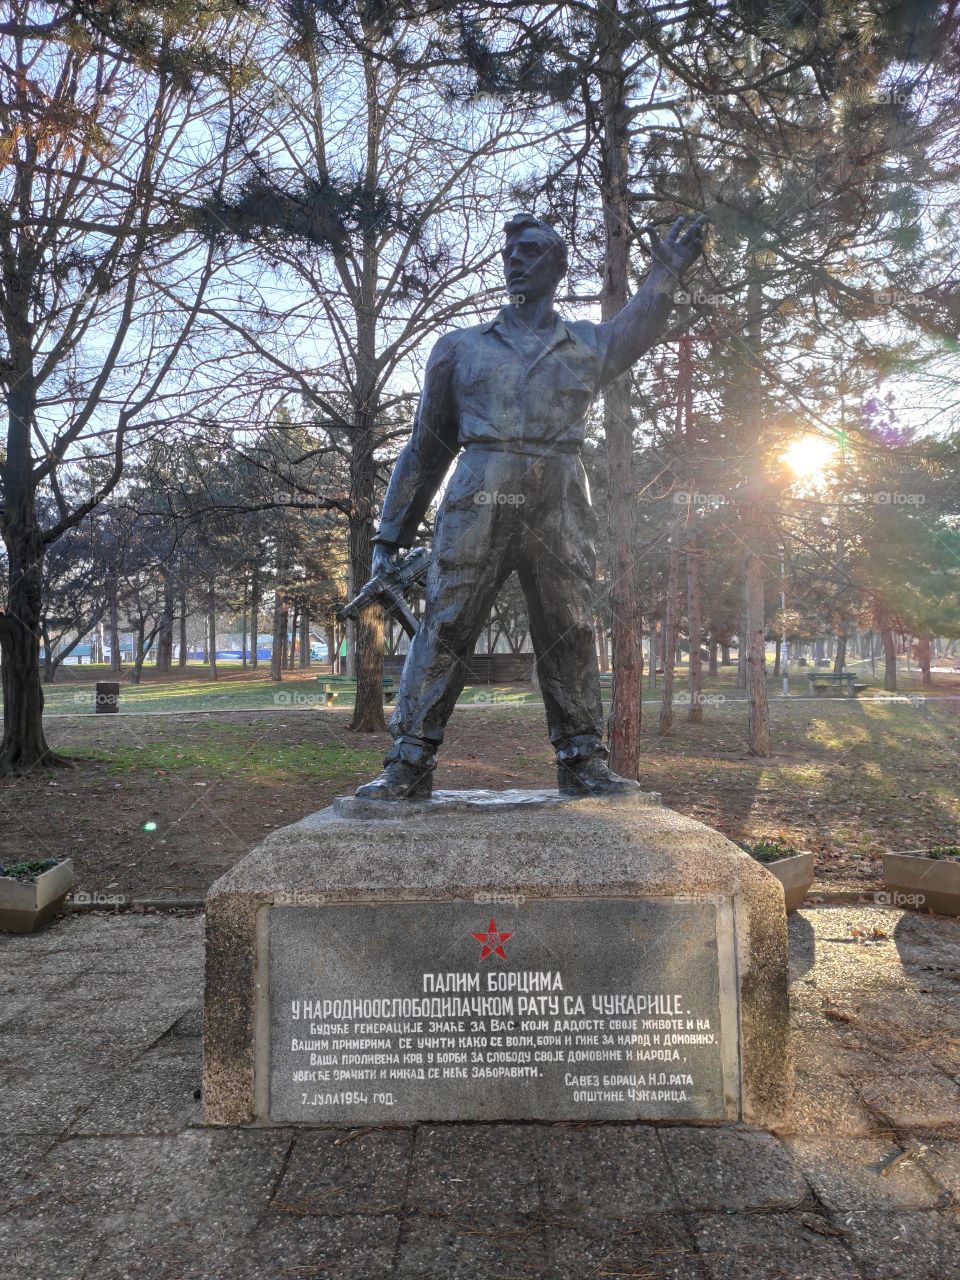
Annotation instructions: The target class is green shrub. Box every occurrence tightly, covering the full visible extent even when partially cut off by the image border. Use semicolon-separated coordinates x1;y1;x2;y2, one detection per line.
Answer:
0;858;61;882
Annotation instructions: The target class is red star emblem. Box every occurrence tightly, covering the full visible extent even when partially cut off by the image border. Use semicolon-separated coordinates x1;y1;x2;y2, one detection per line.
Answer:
472;917;513;962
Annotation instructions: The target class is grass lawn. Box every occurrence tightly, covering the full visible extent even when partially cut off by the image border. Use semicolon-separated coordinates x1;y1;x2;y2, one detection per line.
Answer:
3;660;957;899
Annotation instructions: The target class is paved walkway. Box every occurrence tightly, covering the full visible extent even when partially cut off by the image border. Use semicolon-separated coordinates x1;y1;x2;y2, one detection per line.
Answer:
1;905;959;1279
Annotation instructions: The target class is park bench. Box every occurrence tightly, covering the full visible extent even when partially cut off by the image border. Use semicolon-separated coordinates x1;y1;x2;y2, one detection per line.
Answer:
807;671;867;697
315;674;397;705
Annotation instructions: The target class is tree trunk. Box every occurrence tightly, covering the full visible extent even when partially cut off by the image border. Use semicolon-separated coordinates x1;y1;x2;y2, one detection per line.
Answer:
0;519;57;774
130;618;146;685
270;593;285;682
155;568;174;673
736;616;747;690
109;577;122;673
299;609;310;668
178;570;188;668
746;558;770;756
720;642;730;666
250;563;260;670
918;633;932;687
741;259;770;756
287;603;298;669
349;412;386;732
241;577;248;669
878;612;897;691
687;547;703;723
647;620;657;690
597;6;642;776
833;632;847;674
708;637;718;677
658;530;682;735
207;581;217;680
773;637;781;679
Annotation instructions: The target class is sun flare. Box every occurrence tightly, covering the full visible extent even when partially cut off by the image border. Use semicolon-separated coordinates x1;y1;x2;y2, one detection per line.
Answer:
782;434;836;482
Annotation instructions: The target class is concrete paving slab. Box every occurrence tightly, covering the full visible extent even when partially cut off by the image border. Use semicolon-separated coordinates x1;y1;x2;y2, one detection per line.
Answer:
393;1216;549;1278
0;1132;59;1204
0;1207;102;1280
790;1029;880;1076
915;1138;960;1197
838;1209;960;1279
165;1006;203;1038
659;1128;810;1212
125;1130;291;1240
0;1036;141;1133
69;1045;202;1135
787;1072;880;1138
539;1125;682;1218
689;1210;862;1280
3;994;194;1048
546;1215;706;1279
857;1072;960;1129
274;1128;414;1216
405;1124;540;1223
0;1135;170;1280
228;1212;402;1280
785;1137;943;1212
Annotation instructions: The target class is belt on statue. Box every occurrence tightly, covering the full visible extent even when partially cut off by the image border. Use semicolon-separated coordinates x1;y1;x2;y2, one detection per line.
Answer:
462;440;582;457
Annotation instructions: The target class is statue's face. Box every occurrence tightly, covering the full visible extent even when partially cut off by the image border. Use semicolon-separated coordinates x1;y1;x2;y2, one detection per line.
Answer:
501;228;562;302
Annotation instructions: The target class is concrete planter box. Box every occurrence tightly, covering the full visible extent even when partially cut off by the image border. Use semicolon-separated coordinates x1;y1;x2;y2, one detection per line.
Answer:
883;852;960;916
0;859;75;933
759;852;814;912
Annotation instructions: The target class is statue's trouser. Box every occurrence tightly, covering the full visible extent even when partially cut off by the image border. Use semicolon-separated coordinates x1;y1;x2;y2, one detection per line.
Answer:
388;444;604;768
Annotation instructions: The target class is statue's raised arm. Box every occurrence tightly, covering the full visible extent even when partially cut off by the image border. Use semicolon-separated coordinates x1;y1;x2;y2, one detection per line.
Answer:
596;214;708;387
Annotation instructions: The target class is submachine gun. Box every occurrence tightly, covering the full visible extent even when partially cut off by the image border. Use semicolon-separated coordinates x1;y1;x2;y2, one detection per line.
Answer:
338;546;430;638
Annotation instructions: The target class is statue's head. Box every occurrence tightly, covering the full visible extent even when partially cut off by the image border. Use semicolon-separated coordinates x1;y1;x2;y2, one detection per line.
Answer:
502;214;568;302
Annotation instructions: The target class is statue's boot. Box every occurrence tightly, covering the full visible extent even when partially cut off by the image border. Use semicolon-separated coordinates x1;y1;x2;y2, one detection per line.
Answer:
355;737;436;800
555;735;643;797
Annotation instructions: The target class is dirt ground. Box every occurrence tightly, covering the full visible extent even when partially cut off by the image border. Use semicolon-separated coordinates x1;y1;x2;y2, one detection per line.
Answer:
3;678;959;898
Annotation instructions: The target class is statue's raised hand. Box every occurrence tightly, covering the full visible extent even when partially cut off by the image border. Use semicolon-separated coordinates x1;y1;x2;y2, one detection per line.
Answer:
644;214;707;279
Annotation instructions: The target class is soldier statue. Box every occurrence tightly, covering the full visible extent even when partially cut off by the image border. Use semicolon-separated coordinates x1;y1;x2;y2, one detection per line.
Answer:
357;211;706;800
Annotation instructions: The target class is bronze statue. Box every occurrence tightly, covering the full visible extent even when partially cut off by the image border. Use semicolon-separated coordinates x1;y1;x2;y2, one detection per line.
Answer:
357;212;706;800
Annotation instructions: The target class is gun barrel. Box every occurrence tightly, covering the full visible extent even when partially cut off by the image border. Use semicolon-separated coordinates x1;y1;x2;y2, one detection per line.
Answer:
338;583;378;622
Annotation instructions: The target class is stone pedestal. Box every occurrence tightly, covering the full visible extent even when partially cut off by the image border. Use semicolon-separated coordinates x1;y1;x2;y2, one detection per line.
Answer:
203;790;791;1128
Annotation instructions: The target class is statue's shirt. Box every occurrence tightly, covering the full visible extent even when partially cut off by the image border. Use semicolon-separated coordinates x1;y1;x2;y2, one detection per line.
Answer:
376;307;617;547
451;309;609;448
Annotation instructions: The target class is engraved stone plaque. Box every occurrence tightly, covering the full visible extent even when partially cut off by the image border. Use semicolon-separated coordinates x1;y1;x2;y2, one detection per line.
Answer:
266;897;736;1124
